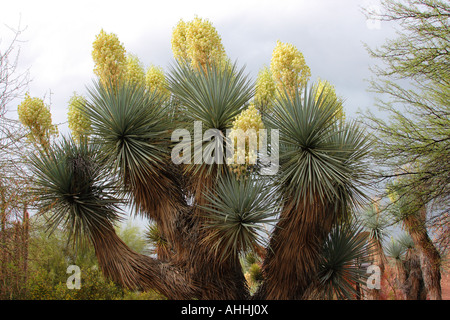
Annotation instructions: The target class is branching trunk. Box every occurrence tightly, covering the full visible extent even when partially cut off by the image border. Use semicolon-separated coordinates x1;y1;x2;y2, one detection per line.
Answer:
403;206;441;300
90;204;248;299
402;249;427;300
255;199;337;299
90;220;198;299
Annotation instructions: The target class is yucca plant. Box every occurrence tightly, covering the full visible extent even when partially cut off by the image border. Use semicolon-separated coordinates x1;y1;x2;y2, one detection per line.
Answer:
255;85;372;299
29;62;373;300
316;222;373;300
200;174;280;262
357;203;391;299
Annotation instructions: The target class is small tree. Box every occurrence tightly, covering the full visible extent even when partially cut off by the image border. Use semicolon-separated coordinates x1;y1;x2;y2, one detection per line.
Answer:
364;0;449;299
0;22;33;299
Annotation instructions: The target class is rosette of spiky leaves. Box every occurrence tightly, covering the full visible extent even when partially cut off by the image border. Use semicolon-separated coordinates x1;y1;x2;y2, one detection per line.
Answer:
83;80;180;219
167;61;254;200
397;232;415;250
359;204;392;242
29;136;122;247
145;222;170;260
267;84;371;212
168;61;253;131
200;174;279;262
316;223;374;300
384;237;407;261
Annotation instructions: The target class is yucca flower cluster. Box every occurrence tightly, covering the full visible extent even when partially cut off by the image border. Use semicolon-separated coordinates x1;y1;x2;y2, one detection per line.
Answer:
227;104;265;178
270;40;311;99
125;54;145;86
17;93;58;148
68;93;91;143
171;17;227;71
92;29;127;86
254;66;276;113
145;64;169;98
315;78;345;119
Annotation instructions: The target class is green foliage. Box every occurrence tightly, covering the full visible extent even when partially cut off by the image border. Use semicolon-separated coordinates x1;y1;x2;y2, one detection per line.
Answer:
201;175;279;261
364;0;450;218
115;221;148;254
27;267;123;300
317;222;374;300
25;215;156;300
28;136;123;246
168;61;254;132
121;289;167;300
24;216;122;300
266;84;371;212
359;204;392;242
84;80;170;190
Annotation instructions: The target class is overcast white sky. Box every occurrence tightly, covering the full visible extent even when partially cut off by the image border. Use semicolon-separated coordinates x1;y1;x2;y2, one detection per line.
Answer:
1;0;394;135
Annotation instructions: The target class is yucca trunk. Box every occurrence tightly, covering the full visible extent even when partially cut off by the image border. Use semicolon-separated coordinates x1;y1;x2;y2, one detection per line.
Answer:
89;219;197;299
403;206;441;300
393;259;407;300
402;249;427;300
257;198;337;299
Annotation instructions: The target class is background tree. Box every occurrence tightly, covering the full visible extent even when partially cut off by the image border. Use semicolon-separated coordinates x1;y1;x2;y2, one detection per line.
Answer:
0;22;34;299
25;214;158;300
364;0;450;299
358;203;390;299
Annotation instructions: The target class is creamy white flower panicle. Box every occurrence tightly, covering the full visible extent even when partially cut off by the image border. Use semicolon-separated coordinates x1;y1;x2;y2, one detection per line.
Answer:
171;16;227;70
270;40;311;98
227;104;265;178
125;54;145;86
68;93;90;143
17;93;58;146
92;29;127;86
